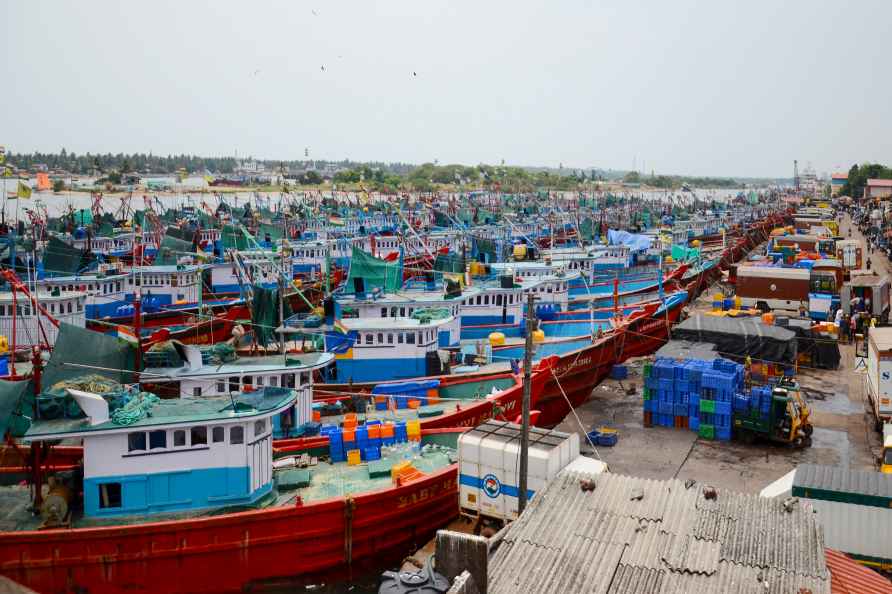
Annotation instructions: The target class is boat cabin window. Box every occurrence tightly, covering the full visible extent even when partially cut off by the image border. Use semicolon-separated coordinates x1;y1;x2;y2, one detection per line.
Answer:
407;332;415;344
229;376;239;392
390;307;397;317
230;425;244;444
282;373;295;388
254;419;266;436
128;432;147;452
269;376;278;387
213;426;225;443
381;307;387;317
243;375;253;386
99;483;122;509
149;430;166;449
256;376;264;387
174;430;186;447
217;380;225;392
400;307;406;316
378;333;384;343
398;333;404;344
191;426;207;446
193;387;202;397
365;333;373;345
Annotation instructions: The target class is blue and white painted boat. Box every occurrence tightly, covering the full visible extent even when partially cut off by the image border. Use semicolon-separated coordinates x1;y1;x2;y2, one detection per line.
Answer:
24;386;313;516
333;287;471;347
323;315;454;383
40;265;203;318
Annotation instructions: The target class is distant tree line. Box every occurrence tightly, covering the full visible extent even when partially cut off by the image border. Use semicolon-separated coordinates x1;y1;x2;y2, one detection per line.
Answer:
840;163;892;199
6;150;743;190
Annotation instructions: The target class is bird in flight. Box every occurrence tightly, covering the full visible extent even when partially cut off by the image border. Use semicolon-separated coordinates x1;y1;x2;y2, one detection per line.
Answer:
311;9;318;16
253;69;261;76
413;71;417;76
320;65;325;71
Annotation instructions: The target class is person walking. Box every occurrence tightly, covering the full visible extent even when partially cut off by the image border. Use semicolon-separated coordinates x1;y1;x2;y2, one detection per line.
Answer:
867;257;872;271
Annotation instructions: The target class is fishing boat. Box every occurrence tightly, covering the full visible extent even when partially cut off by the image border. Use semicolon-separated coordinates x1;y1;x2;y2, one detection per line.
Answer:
0;380;467;594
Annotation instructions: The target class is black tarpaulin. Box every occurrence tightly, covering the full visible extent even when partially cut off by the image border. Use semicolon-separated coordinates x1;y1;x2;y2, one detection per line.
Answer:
671;315;797;365
785;319;841;370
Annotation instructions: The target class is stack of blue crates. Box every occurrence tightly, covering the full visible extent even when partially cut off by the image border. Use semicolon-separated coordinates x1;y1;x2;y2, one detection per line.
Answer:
323;426;347;462
644;357;744;441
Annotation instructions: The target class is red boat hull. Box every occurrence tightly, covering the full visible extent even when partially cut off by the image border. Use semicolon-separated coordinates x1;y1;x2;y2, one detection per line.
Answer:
0;430;464;594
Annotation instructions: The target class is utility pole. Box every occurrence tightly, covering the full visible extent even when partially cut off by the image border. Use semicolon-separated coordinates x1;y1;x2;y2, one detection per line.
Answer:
518;291;536;514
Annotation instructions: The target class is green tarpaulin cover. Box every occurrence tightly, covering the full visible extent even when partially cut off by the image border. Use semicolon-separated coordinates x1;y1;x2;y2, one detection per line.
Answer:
345;246;402;294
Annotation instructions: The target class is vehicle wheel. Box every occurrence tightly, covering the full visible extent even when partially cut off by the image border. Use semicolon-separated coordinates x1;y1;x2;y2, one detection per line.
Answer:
802;436;813;448
792;437;803;448
803;424;814;437
757;302;769;313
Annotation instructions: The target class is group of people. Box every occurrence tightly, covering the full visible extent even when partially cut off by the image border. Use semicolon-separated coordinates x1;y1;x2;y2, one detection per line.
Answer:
835;303;877;344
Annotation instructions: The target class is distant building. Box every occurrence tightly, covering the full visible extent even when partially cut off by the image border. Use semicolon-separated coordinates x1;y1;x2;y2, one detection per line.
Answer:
830;173;847;196
866;179;892;201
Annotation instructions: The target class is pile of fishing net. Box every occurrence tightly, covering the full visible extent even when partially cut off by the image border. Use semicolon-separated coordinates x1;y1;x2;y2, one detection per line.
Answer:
145;340;238;367
38;375;160;424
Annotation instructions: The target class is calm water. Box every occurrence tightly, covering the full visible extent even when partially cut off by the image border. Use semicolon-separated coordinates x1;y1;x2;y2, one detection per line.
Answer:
3;179;749;219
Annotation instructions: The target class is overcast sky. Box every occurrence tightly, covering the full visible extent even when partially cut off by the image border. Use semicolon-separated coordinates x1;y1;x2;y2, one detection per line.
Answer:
2;1;890;177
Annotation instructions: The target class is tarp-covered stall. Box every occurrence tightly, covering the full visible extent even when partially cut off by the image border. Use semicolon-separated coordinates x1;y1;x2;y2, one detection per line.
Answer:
671;314;797;365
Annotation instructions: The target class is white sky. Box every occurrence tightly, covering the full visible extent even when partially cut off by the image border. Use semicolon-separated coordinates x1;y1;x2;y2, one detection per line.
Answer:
2;0;890;177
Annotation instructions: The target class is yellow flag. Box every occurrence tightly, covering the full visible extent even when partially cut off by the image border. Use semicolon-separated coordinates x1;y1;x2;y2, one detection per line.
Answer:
17;181;31;199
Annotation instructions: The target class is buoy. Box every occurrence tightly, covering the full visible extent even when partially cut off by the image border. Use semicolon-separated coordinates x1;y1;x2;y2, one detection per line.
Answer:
513;244;528;260
488;332;506;346
0;336;8;355
532;329;545;343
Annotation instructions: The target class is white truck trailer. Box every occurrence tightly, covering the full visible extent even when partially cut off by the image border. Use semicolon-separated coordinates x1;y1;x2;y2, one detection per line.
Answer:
866;327;892;430
458;420;606;525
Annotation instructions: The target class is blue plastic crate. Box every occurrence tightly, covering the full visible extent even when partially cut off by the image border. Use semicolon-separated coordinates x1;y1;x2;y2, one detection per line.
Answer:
320;424;339;436
659;401;674;415
689;416;700;432
732;395;750;412
659;389;674;402
658;378;674;392
674;403;689;417
643;400;655;412
689;403;700;417
714;413;732;428
597;433;618;447
716;426;732;441
610;365;629;380
673;364;686;379
700;412;713;426
381;436;395;446
677;391;690;404
715;401;732;416
675;380;690;394
375;401;388;411
645;377;659;390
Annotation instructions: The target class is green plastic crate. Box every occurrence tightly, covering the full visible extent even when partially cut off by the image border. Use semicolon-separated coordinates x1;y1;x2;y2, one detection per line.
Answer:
368;459;394;479
698;424;715;440
277;469;312;490
642;363;652;378
642;387;651;400
700;399;715;414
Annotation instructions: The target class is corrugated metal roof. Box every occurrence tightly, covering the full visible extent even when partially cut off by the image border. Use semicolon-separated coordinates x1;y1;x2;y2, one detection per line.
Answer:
487;470;830;594
826;549;892;594
794;464;892;499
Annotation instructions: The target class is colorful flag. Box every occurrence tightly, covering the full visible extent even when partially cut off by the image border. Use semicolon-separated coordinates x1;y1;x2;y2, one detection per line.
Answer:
115;325;139;344
16;181;31;199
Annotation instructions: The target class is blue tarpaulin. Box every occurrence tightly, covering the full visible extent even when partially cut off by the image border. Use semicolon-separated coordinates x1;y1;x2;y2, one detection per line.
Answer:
608;230;654;251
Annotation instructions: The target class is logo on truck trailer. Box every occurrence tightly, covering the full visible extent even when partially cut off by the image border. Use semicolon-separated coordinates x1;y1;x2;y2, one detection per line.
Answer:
483;474;502;498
